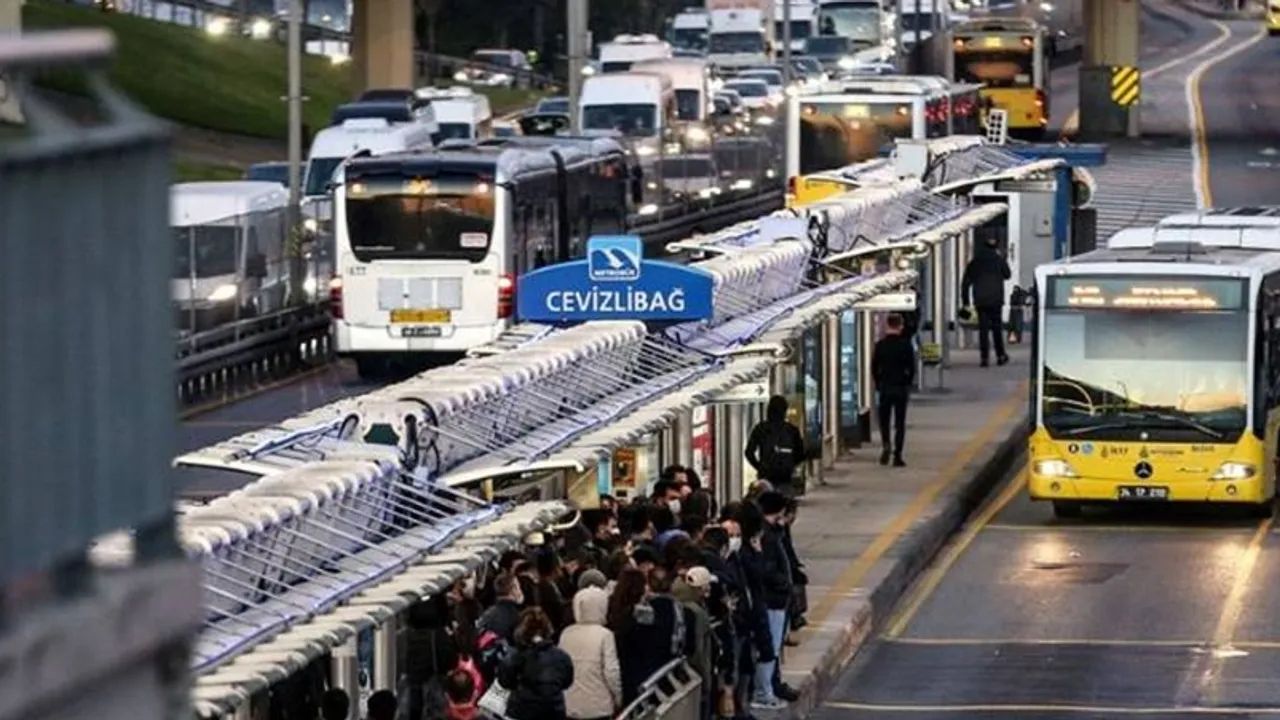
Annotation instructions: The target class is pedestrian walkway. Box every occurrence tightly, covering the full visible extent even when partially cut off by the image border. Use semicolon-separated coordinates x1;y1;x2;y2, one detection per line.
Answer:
771;346;1030;718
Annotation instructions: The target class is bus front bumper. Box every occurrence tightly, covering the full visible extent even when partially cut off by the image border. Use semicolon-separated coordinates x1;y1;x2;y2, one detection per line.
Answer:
334;320;506;355
1029;472;1268;504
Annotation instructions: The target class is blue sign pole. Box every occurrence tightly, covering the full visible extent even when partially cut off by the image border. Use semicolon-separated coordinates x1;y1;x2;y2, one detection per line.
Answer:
517;235;717;324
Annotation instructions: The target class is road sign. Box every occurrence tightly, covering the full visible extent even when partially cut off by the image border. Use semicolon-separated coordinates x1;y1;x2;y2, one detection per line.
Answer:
852;291;916;312
711;380;770;404
1111;65;1140;107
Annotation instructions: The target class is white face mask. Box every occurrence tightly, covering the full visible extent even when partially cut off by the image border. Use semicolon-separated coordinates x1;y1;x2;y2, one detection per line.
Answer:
728;536;742;554
668;499;682;517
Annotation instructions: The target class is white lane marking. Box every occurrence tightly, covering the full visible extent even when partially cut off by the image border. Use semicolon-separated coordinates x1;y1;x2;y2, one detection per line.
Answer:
1187;22;1270;208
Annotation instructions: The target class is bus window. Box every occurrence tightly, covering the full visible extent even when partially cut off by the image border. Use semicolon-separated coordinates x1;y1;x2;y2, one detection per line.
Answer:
344;173;495;263
954;40;1035;88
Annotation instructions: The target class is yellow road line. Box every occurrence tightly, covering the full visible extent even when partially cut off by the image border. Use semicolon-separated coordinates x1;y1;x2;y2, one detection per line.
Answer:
800;385;1026;633
824;701;1280;715
887;636;1203;647
1188;23;1268;208
883;467;1024;638
178;363;336;420
1212;515;1274;647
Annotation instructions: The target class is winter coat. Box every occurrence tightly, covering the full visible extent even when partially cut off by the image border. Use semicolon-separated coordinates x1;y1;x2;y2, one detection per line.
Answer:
499;639;575;720
478;599;523;643
558;588;622;719
961;245;1012;309
760;523;794;611
613;595;687;704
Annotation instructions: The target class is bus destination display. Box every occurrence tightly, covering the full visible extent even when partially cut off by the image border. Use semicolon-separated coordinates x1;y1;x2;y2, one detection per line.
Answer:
1049;276;1245;310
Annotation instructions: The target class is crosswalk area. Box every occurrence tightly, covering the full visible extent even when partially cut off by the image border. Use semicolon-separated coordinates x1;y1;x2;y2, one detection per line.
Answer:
1088;140;1200;242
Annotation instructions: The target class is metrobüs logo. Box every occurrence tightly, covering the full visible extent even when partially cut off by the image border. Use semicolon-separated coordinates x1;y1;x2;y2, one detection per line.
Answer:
588;235;641;282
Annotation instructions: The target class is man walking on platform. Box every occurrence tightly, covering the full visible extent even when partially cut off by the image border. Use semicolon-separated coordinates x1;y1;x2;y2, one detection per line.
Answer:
961;235;1012;367
871;313;915;467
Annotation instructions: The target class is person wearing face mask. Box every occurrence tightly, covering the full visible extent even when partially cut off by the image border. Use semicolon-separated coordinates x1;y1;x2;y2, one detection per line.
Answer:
754;491;797;708
961;233;1013;367
652;479;684;518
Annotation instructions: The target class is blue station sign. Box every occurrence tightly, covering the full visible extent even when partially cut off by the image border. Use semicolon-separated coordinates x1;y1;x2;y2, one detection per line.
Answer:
517;235;715;324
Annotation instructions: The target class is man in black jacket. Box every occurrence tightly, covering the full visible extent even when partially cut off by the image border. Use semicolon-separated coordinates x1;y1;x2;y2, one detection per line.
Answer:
961;235;1013;367
871;313;916;467
752;491;795;709
745;395;807;497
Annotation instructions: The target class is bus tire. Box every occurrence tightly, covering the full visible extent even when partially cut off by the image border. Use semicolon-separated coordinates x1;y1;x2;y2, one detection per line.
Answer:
354;356;382;380
1051;500;1083;519
1246;500;1274;519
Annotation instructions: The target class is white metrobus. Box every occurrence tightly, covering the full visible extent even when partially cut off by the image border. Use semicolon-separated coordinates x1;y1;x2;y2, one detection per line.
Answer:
330;138;632;374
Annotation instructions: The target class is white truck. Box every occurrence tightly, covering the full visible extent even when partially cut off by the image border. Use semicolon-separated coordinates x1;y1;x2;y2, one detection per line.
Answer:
670;8;711;50
706;0;775;69
775;0;817;54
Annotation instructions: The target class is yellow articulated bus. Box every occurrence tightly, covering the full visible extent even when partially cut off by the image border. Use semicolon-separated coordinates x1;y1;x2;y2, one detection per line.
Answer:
1029;208;1280;518
1268;1;1280;35
948;18;1048;137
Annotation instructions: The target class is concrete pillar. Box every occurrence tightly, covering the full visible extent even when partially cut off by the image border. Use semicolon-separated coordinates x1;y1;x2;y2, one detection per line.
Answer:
351;0;415;94
1;0;22;124
1079;0;1140;138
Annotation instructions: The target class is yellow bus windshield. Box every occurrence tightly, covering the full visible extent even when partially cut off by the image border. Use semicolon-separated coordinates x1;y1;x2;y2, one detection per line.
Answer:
797;101;913;175
1039;276;1249;443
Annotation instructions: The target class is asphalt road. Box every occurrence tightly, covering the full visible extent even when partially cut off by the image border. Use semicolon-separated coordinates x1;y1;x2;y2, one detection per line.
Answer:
813;5;1280;718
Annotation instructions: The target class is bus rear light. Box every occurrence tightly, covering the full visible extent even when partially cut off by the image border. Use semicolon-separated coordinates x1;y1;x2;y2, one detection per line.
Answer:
497;273;515;319
1034;89;1046;109
329;277;343;319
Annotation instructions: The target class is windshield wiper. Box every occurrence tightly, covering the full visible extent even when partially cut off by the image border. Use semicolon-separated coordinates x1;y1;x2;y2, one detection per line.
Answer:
1119;411;1224;440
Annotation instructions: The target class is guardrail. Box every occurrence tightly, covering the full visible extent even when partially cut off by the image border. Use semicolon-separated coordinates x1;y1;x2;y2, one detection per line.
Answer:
172;187;784;408
415;52;559;91
617;659;703;720
177;301;331;407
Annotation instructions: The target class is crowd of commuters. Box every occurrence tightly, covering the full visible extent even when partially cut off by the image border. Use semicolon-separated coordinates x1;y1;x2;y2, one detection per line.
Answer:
309;462;810;720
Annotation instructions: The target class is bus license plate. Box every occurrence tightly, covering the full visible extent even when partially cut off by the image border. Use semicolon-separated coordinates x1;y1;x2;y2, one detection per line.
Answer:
390;308;451;324
402;326;443;338
1118;486;1169;501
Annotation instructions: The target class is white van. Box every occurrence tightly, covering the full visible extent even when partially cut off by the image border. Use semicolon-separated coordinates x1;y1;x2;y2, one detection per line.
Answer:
417;86;494;141
579;72;675;150
171;181;289;330
633;57;713;124
302;118;437;224
598;34;673;73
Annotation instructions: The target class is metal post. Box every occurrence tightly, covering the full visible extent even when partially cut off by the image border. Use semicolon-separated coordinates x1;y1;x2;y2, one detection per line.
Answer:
914;0;922;73
930;251;946;389
286;0;303;236
858;309;875;447
781;0;792;79
331;637;361;719
726;404;746;499
374;615;398;691
823;315;840;465
674;409;694;468
568;0;588;134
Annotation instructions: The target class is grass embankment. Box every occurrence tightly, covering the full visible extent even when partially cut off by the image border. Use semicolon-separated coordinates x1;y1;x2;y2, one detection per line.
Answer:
23;1;544;140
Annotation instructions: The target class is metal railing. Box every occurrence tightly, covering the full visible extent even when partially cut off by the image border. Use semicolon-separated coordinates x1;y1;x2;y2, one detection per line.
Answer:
415;51;559;91
617;659;703;720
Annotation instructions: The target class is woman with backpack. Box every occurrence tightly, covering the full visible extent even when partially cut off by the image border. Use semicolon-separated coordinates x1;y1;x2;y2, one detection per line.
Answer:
498;608;575;720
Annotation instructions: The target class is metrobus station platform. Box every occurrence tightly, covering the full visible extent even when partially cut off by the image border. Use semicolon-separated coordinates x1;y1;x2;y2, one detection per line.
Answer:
776;346;1028;719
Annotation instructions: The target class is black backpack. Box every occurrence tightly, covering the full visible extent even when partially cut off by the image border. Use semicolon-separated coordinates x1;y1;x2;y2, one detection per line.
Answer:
758;423;799;481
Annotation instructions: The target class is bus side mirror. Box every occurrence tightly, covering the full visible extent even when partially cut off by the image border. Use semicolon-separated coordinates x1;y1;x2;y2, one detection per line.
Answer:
246;253;268;279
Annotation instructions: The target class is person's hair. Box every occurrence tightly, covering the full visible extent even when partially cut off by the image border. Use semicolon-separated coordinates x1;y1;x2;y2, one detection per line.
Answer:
758;490;787;516
719;501;742;524
366;690;397;720
684;489;713;522
608;567;649;628
445;667;476;704
886;312;904;330
406;594;450;630
499;550;526;572
493;572;520;599
515;607;554;645
618;503;652;537
663;535;694;571
651;479;679;499
701;525;729;552
604;548;631;579
652;505;677;533
683;467;703;491
321;689;349;720
649;565;675;594
453;612;478;660
631;544;659;567
512;559;534;576
735;499;765;540
679;513;707;539
535;546;560;578
582;508;611;536
659;465;686;483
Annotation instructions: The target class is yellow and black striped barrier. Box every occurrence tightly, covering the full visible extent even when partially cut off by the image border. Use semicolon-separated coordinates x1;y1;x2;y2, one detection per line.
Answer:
1111;65;1140;107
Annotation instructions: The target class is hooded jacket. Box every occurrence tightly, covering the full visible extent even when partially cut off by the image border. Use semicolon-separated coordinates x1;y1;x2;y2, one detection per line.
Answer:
961;244;1012;309
745;396;806;485
558;588;622;719
499;636;575;720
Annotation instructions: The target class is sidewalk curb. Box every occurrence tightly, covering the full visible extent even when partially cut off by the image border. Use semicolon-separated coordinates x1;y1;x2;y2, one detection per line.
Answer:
782;411;1030;720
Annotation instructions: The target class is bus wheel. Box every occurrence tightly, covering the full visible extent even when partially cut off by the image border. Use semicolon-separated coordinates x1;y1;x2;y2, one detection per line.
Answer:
1246;500;1274;519
1052;501;1083;519
354;356;382;380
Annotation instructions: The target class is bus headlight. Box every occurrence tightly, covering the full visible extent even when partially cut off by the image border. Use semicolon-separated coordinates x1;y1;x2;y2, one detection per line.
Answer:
685;126;710;144
1211;462;1256;481
1033;458;1078;478
837;56;857;71
208;283;239;303
755;115;775;126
